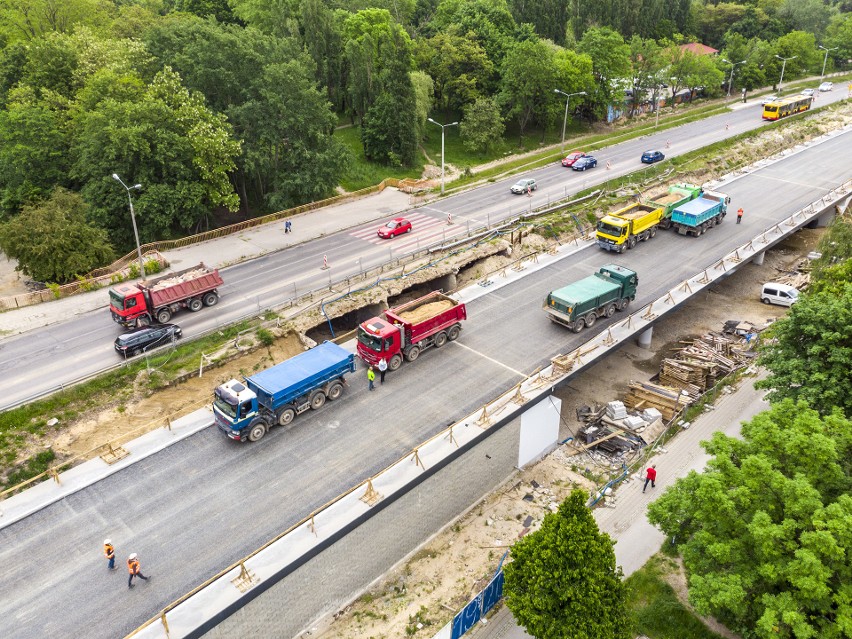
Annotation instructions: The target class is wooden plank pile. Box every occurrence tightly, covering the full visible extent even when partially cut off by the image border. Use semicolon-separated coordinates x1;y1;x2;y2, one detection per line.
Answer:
624;381;693;421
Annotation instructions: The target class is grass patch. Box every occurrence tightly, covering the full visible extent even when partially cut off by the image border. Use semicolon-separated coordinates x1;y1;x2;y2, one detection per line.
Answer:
626;555;729;639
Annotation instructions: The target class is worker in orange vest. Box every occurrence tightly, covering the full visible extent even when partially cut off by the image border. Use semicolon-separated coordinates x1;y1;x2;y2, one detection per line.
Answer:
127;553;150;588
736;208;744;224
103;539;116;571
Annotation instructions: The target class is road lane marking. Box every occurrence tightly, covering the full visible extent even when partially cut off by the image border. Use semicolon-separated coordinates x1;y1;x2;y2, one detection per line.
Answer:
450;341;526;377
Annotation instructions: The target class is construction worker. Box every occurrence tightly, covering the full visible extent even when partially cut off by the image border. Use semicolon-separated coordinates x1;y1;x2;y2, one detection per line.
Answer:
367;366;376;391
127;553;149;588
103;539;116;571
736;208;744;224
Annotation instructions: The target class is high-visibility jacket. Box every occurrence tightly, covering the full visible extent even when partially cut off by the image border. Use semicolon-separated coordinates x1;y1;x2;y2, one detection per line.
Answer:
367;369;375;381
128;558;140;574
104;544;114;559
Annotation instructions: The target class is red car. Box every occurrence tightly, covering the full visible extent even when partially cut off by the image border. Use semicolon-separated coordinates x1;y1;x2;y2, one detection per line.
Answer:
561;151;587;167
377;218;413;238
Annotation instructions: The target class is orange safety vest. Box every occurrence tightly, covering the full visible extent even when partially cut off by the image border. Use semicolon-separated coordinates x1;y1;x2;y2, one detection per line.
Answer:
128;558;140;574
104;544;114;559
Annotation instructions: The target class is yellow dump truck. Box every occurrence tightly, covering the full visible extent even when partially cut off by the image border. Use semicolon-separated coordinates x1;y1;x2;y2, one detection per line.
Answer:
595;202;664;253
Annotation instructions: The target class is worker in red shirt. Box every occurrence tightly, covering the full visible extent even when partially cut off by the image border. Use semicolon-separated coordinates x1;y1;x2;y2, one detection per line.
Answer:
127;553;150;589
736;208;744;224
643;465;657;493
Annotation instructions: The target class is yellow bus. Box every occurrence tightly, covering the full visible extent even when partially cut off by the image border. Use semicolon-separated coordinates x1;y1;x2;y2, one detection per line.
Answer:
762;95;813;121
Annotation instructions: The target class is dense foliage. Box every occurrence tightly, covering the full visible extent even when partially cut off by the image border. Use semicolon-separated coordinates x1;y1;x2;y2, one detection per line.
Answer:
647;401;852;639
504;490;629;639
0;0;847;281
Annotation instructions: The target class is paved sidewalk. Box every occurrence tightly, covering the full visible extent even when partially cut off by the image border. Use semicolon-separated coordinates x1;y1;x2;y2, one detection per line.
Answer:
472;372;769;639
0;188;411;337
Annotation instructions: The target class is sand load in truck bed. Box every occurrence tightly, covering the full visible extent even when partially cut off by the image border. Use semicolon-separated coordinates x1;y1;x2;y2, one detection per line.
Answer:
648;190;686;205
396;300;455;324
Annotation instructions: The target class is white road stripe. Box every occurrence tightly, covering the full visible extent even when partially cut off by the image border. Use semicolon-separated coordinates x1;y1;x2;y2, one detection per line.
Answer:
450;340;527;377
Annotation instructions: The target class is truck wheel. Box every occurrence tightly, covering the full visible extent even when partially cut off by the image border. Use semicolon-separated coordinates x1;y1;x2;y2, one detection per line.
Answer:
447;325;461;341
585;312;597;328
188;297;203;312
248;421;267;442
309;390;326;410
649;226;657;238
628;236;637;249
327;381;344;400
572;317;585;333
618;243;626;254
605;304;616;318
434;332;448;348
203;292;219;307
389;354;403;371
405;346;421;362
156;308;171;323
277;408;295;426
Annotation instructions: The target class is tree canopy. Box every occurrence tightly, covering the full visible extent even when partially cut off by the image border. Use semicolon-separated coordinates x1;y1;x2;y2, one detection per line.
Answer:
647;400;852;639
504;489;629;639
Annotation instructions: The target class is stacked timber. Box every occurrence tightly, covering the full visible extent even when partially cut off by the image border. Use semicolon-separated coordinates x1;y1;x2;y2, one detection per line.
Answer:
624;381;695;421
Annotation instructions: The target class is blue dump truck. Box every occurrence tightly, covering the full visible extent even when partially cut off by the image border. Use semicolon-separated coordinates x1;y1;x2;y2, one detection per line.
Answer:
543;265;638;332
213;341;356;442
670;190;731;237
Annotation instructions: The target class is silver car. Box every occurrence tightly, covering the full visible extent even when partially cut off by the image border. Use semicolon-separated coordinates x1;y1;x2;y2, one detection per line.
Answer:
510;178;537;194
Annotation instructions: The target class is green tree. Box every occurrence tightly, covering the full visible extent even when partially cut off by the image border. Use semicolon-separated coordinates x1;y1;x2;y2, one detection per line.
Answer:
460;95;503;153
628;36;666;115
0;0;112;43
810;215;852;289
0;86;71;217
430;0;518;72
771;31;821;82
504;489;629;639
410;69;434;142
667;45;724;105
73;67;240;249
577;27;631;120
499;37;558;141
299;0;347;109
227;0;301;37
825;13;852;63
415;27;494;115
779;0;835;40
508;0;568;45
648;401;852;638
0;187;115;283
756;283;852;417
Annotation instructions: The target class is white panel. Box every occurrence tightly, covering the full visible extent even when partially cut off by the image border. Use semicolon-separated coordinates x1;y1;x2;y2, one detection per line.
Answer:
518;396;561;468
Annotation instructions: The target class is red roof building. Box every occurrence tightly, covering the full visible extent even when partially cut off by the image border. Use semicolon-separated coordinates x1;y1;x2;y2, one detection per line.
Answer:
679;43;718;56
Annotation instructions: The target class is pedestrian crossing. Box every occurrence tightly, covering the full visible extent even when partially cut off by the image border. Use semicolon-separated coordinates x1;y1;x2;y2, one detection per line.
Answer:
348;211;463;250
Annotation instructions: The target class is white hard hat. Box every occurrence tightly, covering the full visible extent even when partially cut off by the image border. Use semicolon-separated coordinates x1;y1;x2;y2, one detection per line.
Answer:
128;553;138;560
104;539;112;545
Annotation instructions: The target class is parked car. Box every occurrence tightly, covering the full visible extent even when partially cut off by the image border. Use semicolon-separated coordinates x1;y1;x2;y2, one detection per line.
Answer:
760;95;779;105
510;178;537;194
377;217;412;238
761;283;799;307
114;324;182;357
819;81;833;92
571;155;598;171
801;88;815;96
561;151;587;167
640;150;665;164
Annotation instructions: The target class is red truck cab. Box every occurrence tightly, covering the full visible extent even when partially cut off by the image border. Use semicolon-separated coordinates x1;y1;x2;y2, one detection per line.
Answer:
357;291;466;372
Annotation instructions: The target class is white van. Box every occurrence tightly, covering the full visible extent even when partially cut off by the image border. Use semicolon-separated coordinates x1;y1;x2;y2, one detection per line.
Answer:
761;283;799;307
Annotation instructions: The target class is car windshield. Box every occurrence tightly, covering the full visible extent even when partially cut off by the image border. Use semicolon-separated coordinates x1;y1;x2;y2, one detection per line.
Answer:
597;222;625;237
213;391;238;419
385;221;397;228
357;327;382;352
109;290;126;310
764;105;778;113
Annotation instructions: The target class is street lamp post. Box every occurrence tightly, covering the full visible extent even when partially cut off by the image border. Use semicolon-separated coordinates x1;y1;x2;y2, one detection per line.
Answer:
427;117;458;195
111;173;145;280
774;54;797;93
818;45;838;78
553;89;586;154
722;58;746;98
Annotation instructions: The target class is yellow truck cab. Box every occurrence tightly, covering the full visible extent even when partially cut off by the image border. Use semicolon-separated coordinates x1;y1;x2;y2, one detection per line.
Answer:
596;203;664;253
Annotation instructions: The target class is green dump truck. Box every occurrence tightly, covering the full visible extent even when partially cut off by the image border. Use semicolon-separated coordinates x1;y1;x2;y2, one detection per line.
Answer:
645;183;703;229
543;265;638;332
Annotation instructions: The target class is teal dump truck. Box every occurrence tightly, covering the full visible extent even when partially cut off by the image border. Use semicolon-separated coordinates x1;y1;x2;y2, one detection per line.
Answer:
543;265;638;332
645;183;703;229
670;189;731;236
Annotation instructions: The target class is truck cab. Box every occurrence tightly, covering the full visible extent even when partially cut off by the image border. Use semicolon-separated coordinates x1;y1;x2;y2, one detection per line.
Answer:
213;379;259;440
357;318;401;367
109;284;147;326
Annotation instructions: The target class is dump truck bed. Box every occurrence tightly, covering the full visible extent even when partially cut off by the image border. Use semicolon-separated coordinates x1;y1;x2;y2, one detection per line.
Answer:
145;264;223;307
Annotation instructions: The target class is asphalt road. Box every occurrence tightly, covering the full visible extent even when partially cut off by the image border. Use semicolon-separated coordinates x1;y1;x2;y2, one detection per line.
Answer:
0;90;849;410
1;128;850;639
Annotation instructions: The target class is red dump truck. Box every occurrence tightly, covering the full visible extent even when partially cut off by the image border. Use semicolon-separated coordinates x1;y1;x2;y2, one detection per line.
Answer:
356;291;467;372
109;263;224;328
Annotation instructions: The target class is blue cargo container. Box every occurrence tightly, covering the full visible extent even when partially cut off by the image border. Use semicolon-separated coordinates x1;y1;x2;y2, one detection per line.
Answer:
671;191;729;237
213;341;356;442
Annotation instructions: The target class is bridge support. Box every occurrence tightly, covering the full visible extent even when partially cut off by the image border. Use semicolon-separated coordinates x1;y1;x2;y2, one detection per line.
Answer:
806;208;836;229
752;251;765;266
435;272;457;292
637;327;653;350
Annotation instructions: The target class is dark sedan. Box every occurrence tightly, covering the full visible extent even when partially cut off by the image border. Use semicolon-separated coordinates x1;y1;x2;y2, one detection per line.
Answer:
114;324;182;357
571;155;598;171
641;150;665;164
